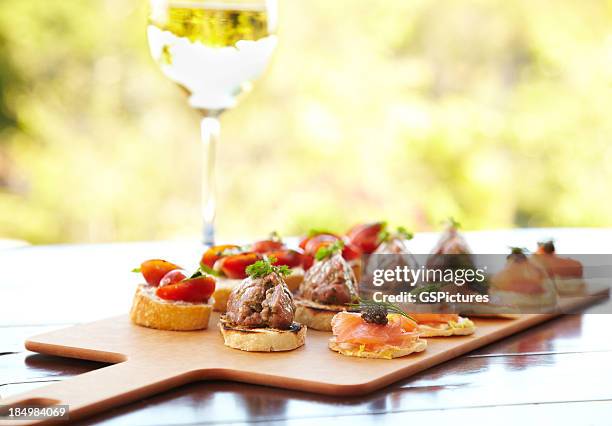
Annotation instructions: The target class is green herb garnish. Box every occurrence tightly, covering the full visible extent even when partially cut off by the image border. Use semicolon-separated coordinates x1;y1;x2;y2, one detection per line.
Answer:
189;270;202;279
131;267;141;273
377;230;390;244
199;263;221;277
315;240;344;261
507;246;529;261
537;239;555;254
445;217;461;229
397;226;414;240
379;226;414;244
348;298;415;322
246;256;291;278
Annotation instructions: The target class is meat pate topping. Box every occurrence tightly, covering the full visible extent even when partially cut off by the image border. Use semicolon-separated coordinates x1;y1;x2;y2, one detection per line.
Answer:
299;253;358;305
225;272;296;329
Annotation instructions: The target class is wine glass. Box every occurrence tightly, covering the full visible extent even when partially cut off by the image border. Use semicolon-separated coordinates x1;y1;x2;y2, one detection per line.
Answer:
147;0;278;245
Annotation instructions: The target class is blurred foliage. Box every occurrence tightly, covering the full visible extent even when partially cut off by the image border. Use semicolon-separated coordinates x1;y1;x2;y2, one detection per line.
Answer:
0;0;611;244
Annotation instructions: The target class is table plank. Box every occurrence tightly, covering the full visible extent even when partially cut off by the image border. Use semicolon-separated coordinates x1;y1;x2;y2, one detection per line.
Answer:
0;325;71;354
1;310;610;425
259;401;612;426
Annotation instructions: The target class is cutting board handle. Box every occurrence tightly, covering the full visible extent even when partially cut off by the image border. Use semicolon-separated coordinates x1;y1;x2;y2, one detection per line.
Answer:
0;359;197;425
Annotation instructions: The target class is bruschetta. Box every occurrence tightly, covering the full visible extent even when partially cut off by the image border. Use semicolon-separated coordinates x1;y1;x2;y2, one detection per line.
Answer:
130;259;216;331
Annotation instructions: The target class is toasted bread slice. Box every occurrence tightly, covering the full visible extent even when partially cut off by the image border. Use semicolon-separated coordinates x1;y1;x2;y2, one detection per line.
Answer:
218;316;306;352
130;285;212;331
491;286;557;309
417;316;476;337
328;337;427;359
294;299;350;332
212;278;240;313
554;277;586;296
284;269;304;293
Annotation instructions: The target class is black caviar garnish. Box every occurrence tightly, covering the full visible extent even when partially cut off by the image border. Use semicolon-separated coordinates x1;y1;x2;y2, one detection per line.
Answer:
361;305;388;325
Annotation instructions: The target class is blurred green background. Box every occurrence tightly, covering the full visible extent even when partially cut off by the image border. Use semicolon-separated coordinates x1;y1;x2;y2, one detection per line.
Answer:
0;0;611;244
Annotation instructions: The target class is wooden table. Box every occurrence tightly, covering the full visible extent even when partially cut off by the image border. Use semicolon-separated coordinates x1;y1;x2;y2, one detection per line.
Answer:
1;229;612;425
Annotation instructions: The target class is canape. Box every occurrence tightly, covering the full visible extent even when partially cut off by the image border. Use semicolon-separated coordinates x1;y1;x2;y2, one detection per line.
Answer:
531;240;586;296
490;248;557;309
295;241;359;331
299;229;363;282
329;302;427;359
408;313;475;337
425;219;488;294
130;259;216;331
365;227;419;291
219;257;306;352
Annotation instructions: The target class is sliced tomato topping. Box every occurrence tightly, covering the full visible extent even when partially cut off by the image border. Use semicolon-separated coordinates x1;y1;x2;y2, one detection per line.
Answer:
341;241;362;262
299;232;340;251
200;244;241;268
302;254;314;270
252;239;285;254
346;222;386;254
267;249;303;268
218;252;262;279
139;259;181;287
159;269;188;287
156;275;216;303
304;234;341;257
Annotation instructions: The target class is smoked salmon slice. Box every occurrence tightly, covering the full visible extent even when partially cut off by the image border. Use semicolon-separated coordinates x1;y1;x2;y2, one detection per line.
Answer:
331;312;419;347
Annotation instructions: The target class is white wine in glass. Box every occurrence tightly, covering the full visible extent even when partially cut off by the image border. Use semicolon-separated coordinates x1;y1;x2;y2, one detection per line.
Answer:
147;0;278;244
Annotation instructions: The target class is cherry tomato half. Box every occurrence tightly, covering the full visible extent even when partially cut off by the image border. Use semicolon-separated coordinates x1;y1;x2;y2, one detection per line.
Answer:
252;239;285;254
218;252;262;279
156;275;216;303
304;234;341;257
341;240;362;262
159;269;188;287
200;244;242;269
267;249;303;268
346;222;386;254
299;231;339;250
139;259;181;287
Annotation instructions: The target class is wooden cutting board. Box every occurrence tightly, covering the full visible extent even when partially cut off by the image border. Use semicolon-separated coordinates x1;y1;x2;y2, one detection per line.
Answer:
1;289;608;426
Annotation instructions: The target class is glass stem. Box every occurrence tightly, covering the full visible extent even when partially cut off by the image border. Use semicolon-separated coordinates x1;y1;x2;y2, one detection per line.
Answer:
200;116;220;246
